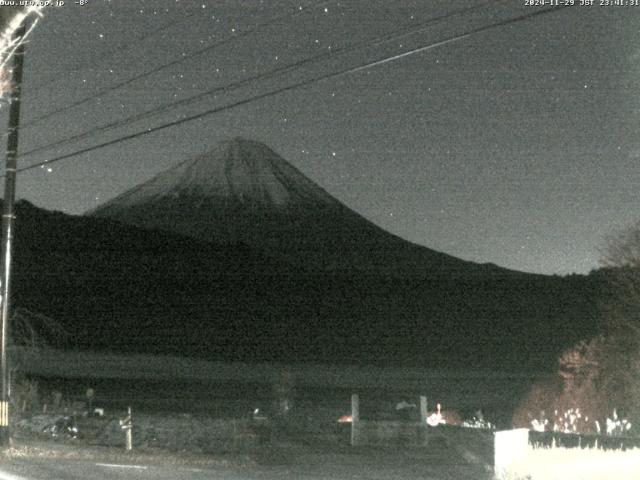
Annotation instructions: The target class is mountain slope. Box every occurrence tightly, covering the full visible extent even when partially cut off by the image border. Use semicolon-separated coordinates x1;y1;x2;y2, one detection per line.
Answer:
5;200;601;371
90;137;501;276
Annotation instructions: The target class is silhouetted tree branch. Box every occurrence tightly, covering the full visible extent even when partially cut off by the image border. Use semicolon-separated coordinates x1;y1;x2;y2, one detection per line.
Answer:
601;221;640;337
515;221;640;432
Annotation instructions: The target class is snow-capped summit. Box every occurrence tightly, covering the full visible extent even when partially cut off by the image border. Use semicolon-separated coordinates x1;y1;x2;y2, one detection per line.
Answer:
90;138;491;275
99;137;337;210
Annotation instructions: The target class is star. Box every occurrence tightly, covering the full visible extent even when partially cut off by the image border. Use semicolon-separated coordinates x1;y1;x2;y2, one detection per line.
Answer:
11;1;638;275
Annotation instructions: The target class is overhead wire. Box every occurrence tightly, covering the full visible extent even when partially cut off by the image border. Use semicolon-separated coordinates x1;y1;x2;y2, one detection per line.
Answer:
26;7;203;93
8;3;572;177
21;0;336;128
18;0;508;159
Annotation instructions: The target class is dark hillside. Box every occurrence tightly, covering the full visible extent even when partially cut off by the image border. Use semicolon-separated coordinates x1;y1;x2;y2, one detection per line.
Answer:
5;200;602;371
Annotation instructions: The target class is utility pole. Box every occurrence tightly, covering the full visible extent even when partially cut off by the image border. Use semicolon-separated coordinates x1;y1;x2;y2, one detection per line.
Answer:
0;23;27;447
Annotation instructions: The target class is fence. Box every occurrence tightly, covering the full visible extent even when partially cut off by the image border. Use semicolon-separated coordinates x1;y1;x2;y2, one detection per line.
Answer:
346;390;640;480
494;429;640;480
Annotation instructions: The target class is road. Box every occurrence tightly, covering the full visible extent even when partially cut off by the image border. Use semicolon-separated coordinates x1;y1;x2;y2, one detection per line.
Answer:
0;450;492;480
0;459;225;480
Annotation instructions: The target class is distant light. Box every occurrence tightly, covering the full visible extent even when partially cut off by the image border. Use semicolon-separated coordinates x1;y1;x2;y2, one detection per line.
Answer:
338;414;352;423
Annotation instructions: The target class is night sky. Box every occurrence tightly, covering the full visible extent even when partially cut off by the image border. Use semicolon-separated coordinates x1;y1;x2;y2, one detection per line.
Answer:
1;0;638;275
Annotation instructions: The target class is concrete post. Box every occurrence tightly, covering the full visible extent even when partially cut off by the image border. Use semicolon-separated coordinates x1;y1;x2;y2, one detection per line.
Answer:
119;406;133;451
351;393;359;446
420;395;428;445
419;395;428;423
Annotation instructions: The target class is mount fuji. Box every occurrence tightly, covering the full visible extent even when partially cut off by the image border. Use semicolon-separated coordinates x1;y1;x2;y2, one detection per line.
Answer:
81;138;604;369
91;137;502;276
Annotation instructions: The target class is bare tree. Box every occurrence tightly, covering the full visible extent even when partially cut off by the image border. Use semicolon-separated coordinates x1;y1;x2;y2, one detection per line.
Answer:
514;222;640;432
601;220;640;337
594;220;640;426
0;6;43;95
11;307;69;349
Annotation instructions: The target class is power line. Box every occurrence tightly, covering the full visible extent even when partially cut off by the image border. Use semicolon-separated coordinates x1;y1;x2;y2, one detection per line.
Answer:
21;0;335;128
27;8;202;93
19;0;507;159
10;4;571;177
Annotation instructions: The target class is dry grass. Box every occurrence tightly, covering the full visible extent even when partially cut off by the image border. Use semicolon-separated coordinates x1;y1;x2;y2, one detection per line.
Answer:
1;438;250;469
